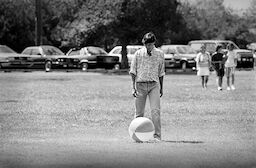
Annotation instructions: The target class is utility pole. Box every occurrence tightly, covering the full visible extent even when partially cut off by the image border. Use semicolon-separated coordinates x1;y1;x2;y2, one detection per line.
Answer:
35;0;42;45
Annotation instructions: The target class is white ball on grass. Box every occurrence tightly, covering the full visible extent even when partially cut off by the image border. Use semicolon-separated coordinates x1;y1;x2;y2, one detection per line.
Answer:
128;117;155;142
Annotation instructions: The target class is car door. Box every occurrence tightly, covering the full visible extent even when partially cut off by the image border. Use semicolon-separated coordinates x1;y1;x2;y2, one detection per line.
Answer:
83;47;97;65
30;48;46;68
6;52;27;68
163;47;176;68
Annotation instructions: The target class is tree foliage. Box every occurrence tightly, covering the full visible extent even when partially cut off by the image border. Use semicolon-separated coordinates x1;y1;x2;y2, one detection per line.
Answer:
0;0;34;52
0;0;256;53
108;0;182;68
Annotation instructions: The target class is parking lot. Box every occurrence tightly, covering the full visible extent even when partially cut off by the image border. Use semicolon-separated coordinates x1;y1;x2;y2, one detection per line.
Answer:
0;70;255;168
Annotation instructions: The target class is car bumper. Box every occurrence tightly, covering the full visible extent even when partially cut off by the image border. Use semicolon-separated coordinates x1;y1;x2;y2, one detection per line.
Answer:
52;61;80;68
165;60;196;69
237;58;254;69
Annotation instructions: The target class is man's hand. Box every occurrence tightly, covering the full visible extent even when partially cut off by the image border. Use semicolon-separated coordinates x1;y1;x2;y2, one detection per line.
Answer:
160;88;163;97
132;88;138;97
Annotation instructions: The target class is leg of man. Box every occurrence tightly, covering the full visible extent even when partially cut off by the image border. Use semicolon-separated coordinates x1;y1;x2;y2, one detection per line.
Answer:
135;83;147;118
148;82;161;139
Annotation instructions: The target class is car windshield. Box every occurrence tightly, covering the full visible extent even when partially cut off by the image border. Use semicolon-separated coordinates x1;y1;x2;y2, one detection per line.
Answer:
218;42;239;50
0;46;16;53
68;50;80;56
87;47;108;55
161;47;175;54
112;48;121;54
177;46;196;54
43;46;64;55
129;48;142;54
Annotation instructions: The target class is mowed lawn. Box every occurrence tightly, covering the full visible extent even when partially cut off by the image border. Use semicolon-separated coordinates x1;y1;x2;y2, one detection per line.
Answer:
0;70;255;168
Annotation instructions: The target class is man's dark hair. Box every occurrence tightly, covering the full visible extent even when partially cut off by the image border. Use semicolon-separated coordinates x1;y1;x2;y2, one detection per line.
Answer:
142;32;156;44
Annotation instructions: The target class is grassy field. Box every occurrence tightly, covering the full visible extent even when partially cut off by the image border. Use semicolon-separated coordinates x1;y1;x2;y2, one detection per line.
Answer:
0;70;255;168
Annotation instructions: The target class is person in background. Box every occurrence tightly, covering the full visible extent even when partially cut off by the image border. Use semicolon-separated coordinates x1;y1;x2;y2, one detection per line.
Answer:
195;44;211;89
129;32;165;142
211;45;226;91
225;43;238;90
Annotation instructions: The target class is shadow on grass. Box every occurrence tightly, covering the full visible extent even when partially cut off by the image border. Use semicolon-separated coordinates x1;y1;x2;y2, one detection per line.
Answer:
162;140;204;144
140;140;204;144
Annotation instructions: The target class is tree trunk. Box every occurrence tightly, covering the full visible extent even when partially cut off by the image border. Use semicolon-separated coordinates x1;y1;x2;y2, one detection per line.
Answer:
35;0;42;46
121;42;129;69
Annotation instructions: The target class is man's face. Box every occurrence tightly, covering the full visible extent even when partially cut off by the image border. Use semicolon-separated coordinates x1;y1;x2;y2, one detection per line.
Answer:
145;42;155;53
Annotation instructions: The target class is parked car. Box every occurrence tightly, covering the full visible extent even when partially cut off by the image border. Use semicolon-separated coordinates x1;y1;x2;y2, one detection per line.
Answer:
246;42;256;66
20;45;80;72
108;45;143;66
0;45;24;68
66;46;120;71
160;45;197;70
188;40;254;69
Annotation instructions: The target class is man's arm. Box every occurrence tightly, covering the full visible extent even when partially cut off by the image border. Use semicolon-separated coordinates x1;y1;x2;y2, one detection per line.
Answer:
159;76;164;97
158;53;165;98
129;51;138;97
130;73;138;97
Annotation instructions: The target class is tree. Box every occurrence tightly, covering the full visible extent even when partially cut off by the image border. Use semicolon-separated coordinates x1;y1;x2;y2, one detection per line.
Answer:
182;0;237;40
52;0;119;52
243;0;256;43
110;0;182;69
0;0;35;52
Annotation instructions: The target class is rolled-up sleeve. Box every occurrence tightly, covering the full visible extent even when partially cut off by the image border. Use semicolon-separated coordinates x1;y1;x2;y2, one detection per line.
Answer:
129;51;138;75
159;53;165;77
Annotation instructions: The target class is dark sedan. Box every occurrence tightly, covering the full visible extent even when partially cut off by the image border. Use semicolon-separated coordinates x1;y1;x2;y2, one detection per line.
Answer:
20;45;80;72
0;45;24;68
66;46;120;71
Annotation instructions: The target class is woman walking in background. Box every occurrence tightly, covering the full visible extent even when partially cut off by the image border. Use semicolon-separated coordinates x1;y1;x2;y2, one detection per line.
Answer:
225;43;238;90
196;44;211;89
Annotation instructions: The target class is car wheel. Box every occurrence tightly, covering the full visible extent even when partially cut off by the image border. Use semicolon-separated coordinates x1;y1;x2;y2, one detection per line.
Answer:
181;61;187;71
81;62;88;71
114;64;120;70
45;61;52;72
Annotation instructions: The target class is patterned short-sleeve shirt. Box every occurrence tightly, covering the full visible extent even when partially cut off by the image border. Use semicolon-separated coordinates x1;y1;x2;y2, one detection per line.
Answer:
129;47;165;82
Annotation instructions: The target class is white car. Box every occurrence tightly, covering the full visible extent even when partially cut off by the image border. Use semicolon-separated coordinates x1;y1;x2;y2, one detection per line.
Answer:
160;45;197;70
247;42;256;65
109;45;143;65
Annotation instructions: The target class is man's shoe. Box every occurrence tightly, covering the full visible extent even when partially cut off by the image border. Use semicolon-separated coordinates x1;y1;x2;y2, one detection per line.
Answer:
227;87;231;91
146;137;161;143
218;87;222;91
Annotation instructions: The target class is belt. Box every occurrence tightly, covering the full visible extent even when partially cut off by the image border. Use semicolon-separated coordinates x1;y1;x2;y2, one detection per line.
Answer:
136;81;156;83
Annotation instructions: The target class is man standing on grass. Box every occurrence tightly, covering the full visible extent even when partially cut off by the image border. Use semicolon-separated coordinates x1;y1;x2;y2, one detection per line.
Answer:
129;32;165;142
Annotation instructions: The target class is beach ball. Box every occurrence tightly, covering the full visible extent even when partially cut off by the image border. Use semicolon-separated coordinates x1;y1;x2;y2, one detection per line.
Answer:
128;117;155;142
